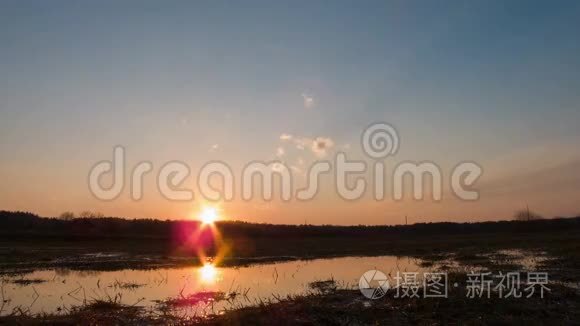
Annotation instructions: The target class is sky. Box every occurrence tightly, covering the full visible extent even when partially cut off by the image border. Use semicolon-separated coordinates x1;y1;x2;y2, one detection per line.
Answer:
1;0;580;225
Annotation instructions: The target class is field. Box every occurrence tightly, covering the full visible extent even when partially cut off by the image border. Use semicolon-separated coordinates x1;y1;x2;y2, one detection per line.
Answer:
1;212;579;324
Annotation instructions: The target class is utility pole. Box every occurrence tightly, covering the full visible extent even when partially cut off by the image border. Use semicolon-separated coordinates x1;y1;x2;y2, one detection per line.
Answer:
405;215;408;225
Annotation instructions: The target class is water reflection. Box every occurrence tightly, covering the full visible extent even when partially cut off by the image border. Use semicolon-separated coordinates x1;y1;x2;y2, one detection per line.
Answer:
199;263;219;284
0;255;424;316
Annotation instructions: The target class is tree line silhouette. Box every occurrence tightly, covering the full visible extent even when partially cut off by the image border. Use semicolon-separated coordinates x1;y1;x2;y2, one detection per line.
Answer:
0;210;578;240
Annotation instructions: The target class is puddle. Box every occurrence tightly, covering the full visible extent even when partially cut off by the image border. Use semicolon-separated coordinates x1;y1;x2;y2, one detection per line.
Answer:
0;255;425;316
487;249;548;270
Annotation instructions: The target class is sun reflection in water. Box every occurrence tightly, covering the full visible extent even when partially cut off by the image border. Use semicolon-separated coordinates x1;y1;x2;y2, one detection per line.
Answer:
199;263;218;283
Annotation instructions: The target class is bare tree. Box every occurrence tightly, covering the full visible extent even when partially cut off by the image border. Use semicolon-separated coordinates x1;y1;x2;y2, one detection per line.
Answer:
59;211;76;221
514;206;544;221
78;211;105;219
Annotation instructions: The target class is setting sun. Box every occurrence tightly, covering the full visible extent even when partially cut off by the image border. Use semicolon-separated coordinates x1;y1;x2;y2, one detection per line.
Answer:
199;206;219;225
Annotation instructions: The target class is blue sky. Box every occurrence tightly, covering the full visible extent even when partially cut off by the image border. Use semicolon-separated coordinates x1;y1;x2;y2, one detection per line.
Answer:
1;1;579;224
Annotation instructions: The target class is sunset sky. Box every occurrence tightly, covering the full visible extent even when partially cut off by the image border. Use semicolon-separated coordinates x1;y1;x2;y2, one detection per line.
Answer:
1;1;580;225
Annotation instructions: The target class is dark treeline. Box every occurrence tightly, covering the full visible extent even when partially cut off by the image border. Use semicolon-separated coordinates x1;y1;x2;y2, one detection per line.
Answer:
1;210;579;240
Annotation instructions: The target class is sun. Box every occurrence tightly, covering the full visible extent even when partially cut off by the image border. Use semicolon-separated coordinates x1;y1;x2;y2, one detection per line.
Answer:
199;206;218;225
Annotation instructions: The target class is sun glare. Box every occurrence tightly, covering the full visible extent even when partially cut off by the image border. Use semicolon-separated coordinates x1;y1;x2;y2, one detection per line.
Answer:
199;206;218;225
199;263;217;283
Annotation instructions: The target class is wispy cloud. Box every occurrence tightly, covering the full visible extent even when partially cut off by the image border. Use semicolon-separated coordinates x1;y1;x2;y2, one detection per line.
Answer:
278;133;335;157
276;146;285;157
280;133;293;141
294;137;311;150
311;137;334;157
302;93;315;109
